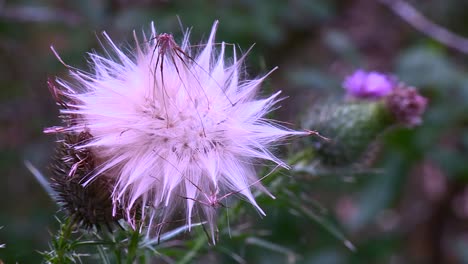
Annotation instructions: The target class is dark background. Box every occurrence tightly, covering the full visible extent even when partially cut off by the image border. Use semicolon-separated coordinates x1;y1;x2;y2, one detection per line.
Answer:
2;0;468;263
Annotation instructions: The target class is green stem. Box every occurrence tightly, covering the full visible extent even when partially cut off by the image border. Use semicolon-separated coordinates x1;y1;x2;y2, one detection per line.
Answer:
115;248;122;264
178;233;206;264
53;218;75;263
125;228;141;264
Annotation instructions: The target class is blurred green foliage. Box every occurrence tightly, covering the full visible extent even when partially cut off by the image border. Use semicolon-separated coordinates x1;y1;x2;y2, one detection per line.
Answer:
2;0;468;263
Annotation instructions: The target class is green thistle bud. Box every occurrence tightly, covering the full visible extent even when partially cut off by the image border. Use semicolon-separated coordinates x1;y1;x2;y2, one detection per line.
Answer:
303;101;392;166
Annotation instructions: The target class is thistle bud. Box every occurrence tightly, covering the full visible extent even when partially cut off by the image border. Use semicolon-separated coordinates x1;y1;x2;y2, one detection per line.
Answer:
303;101;392;166
303;70;427;167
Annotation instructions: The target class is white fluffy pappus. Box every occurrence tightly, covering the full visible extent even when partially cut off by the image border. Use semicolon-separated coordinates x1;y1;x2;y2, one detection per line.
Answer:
48;21;306;241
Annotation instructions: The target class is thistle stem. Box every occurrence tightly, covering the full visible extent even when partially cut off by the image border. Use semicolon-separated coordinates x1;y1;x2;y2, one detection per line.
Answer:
178;233;207;264
57;219;74;262
125;227;141;264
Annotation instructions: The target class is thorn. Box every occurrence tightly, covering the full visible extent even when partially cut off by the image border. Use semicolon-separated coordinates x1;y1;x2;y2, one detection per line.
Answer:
305;129;330;141
50;46;73;69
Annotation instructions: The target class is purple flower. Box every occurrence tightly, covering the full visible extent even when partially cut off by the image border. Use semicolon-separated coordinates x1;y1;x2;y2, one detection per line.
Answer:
343;70;394;99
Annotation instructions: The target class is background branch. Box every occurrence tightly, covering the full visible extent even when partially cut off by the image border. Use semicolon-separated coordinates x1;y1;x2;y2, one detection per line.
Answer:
379;0;468;54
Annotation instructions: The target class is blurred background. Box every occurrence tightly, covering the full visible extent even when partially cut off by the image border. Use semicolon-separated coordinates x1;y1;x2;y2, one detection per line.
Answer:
2;0;468;263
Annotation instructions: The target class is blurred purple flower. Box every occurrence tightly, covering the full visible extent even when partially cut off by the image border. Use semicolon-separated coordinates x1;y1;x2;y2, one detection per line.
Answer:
343;70;394;99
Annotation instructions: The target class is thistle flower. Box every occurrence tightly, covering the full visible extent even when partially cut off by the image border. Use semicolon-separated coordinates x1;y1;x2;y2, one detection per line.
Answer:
46;21;304;241
343;70;393;99
303;72;427;166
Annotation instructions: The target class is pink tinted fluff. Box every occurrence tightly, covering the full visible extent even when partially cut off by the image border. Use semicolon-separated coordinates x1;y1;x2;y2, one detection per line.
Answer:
50;21;304;242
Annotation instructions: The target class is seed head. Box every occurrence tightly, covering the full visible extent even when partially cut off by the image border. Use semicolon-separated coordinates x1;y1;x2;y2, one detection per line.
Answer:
46;21;304;241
